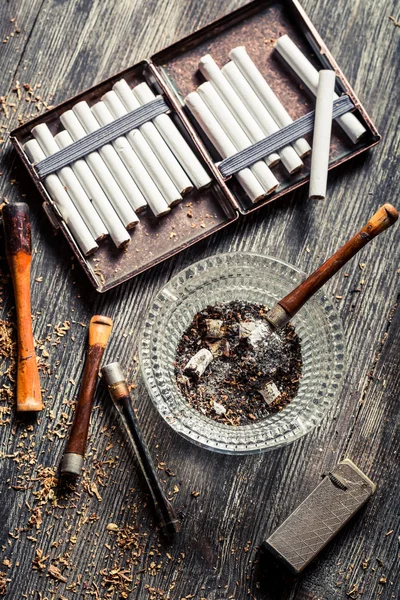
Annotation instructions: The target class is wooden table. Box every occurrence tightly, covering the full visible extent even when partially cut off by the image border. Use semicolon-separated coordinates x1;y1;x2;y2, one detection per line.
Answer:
0;1;399;598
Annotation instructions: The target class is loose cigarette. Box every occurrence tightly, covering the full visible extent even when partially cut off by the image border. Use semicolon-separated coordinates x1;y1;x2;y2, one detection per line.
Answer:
100;92;171;217
113;79;193;195
197;82;279;195
132;82;212;189
309;70;335;200
185;91;266;203
55;130;131;248
198;54;280;168
60;109;139;229
109;85;181;206
31;124;108;242
222;62;303;174
184;348;213;380
229;46;311;159
24;139;98;256
274;35;367;144
73;101;146;212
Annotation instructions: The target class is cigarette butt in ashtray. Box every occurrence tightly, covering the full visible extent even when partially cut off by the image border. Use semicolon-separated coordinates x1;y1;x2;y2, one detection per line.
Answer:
247;204;398;346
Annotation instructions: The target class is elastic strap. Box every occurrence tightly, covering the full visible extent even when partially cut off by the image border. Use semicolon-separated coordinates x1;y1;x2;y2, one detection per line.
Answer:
35;97;169;179
218;95;355;178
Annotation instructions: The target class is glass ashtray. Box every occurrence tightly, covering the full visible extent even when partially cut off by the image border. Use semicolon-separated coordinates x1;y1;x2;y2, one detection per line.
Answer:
139;253;345;454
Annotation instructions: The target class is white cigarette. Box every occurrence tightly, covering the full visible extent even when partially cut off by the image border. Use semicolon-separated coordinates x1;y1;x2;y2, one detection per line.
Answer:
309;70;335;200
23;139;98;256
132;82;212;189
197;82;279;195
60;109;138;229
31;123;108;242
109;85;181;206
274;35;367;144
198;54;280;168
222;62;303;175
55;130;131;248
184;348;213;380
99;93;170;217
185;91;266;203
112;79;193;196
90;100;158;215
229;46;311;159
73;101;147;213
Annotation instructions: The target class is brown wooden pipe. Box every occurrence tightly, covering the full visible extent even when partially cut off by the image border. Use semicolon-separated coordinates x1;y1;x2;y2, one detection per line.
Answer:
61;315;113;476
270;204;398;327
2;203;43;412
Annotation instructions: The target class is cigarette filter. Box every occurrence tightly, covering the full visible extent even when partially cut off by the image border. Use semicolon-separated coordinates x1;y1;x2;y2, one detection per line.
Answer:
111;83;182;206
24;139;98;256
60;109;139;229
55;130;131;248
133;82;212;189
31;124;108;241
198;54;280;168
262;459;375;574
309;70;336;199
185;91;266;203
197;82;279;195
229;46;311;158
274;35;367;144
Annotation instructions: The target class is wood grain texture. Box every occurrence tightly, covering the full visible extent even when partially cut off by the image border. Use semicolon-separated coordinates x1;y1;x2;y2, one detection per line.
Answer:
0;0;399;599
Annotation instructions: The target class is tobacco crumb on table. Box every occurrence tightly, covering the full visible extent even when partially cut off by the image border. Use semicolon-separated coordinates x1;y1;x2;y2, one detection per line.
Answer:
174;301;302;425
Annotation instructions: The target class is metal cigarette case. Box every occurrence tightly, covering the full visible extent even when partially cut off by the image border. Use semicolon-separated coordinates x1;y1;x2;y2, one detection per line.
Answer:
10;0;381;292
262;458;376;573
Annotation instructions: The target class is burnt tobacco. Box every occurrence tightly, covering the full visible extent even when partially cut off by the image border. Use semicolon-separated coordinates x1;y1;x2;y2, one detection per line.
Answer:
175;301;302;425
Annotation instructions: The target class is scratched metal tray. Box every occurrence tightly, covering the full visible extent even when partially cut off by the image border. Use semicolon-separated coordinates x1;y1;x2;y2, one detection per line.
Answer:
10;0;380;292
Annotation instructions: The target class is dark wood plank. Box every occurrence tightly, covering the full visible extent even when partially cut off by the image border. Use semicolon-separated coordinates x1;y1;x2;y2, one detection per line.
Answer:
0;0;399;599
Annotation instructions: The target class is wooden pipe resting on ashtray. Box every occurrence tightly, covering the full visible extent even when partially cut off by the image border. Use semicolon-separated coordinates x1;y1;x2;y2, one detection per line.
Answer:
249;204;398;345
2;203;43;412
61;315;113;477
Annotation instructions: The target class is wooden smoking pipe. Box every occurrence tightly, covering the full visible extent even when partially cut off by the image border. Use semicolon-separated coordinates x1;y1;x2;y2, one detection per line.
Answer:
61;315;113;477
2;203;43;412
252;203;398;340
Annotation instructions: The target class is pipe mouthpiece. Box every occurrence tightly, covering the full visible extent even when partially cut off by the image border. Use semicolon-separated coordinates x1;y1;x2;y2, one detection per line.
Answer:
61;453;84;477
101;361;125;386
